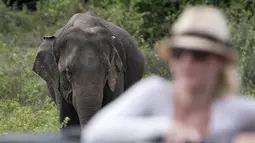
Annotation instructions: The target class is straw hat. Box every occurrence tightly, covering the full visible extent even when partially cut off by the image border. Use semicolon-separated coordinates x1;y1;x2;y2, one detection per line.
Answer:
157;5;238;64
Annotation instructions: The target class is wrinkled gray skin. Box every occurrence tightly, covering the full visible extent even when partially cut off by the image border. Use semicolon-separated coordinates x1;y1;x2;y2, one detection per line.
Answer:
32;11;144;131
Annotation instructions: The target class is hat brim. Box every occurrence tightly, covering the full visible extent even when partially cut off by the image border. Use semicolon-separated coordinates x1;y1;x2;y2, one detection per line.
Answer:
157;35;238;64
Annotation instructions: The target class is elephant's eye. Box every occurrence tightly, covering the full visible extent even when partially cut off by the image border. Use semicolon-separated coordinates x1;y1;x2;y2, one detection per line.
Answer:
65;67;72;81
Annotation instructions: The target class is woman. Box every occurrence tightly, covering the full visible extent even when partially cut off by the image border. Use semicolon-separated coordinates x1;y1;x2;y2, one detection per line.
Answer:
81;5;255;143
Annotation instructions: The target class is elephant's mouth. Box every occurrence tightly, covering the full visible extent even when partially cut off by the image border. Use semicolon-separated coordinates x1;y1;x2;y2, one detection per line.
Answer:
67;91;73;103
62;90;73;104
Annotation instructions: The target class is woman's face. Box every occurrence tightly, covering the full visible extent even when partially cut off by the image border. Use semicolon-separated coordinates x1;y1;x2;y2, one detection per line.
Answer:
169;48;224;91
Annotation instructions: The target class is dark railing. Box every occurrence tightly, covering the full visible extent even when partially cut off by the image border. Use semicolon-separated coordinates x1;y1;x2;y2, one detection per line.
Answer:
0;126;254;143
0;126;81;143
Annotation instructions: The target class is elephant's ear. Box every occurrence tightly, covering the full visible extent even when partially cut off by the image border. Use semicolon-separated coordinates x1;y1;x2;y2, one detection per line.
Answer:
32;35;59;102
32;36;58;81
107;47;123;92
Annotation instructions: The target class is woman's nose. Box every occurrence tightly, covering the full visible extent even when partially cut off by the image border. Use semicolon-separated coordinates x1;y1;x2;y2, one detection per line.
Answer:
181;52;194;63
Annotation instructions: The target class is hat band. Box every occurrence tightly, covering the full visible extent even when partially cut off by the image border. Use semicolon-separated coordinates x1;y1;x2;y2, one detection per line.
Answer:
172;31;232;48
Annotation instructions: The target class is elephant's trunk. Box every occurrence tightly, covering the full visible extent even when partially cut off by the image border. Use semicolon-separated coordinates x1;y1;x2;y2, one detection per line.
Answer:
72;84;104;127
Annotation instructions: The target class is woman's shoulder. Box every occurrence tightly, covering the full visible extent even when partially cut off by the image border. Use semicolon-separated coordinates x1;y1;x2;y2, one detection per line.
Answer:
216;95;255;114
220;95;255;132
133;75;172;90
221;95;255;106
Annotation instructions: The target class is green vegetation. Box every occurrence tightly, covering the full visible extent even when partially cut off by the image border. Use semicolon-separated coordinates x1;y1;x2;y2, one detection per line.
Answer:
0;0;254;132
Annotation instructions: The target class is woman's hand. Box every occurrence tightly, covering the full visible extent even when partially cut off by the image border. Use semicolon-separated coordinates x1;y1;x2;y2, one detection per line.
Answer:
233;132;255;143
164;121;202;143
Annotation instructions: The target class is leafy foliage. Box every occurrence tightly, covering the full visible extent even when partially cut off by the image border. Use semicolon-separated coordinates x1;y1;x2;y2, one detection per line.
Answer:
0;100;60;133
0;0;255;132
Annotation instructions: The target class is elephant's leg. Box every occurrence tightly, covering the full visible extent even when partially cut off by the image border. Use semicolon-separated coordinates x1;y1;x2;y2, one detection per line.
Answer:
59;96;80;132
102;72;124;107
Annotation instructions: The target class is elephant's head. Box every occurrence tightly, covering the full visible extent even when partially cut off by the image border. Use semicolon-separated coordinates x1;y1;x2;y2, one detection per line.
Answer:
32;26;124;125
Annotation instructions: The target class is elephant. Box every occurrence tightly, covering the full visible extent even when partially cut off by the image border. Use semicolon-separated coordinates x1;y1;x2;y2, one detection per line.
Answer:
32;11;144;131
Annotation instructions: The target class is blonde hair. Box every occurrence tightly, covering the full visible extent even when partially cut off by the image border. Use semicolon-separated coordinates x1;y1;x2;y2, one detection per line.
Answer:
156;38;240;96
217;62;239;96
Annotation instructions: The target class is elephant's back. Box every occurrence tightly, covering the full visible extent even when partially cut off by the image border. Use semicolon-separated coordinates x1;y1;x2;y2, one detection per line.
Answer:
56;11;144;71
91;13;144;66
59;11;140;51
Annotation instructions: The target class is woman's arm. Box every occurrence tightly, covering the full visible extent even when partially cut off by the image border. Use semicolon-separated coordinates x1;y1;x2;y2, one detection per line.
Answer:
231;96;255;143
81;76;170;143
